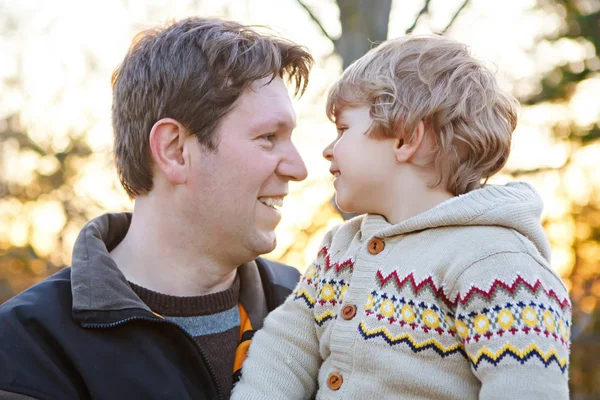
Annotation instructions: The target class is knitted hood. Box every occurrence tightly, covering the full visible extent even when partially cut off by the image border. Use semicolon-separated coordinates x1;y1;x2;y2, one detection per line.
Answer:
360;181;551;263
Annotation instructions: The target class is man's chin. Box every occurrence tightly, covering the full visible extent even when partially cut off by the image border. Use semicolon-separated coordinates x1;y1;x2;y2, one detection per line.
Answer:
252;230;277;256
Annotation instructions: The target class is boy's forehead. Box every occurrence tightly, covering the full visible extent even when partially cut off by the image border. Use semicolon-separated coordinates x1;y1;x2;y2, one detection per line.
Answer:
334;107;346;122
335;104;368;121
334;104;353;119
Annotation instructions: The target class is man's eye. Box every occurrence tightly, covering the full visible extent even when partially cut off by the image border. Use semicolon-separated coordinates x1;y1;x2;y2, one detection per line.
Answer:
262;134;276;142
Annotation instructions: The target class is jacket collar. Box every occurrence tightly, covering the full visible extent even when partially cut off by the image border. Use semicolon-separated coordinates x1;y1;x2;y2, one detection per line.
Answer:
70;212;268;328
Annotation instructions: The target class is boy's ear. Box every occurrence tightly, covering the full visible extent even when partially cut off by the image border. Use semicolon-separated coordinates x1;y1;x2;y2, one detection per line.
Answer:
394;121;427;163
149;118;188;185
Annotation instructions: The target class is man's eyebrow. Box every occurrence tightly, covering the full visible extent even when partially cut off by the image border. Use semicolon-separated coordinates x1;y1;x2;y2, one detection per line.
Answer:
253;118;296;132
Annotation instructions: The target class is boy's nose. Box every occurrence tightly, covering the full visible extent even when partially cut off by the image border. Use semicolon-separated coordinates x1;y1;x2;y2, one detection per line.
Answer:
322;141;334;161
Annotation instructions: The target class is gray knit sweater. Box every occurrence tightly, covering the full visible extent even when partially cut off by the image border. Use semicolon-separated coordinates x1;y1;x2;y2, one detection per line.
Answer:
232;182;571;399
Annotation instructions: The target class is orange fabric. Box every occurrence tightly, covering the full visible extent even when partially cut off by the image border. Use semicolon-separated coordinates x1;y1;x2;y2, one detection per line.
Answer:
234;304;253;372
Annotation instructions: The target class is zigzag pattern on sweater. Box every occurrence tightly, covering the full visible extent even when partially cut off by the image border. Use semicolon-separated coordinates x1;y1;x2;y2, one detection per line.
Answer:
358;322;568;373
358;321;466;358
317;246;354;274
315;311;336;327
293;288;316;309
469;342;568;373
292;247;353;327
376;271;572;311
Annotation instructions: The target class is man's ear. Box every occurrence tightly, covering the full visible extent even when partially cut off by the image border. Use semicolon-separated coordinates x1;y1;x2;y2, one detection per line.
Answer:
149;118;187;185
394;121;427;163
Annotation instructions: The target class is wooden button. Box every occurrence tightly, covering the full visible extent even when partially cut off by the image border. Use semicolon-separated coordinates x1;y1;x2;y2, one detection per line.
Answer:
367;238;385;254
327;372;343;391
341;304;357;320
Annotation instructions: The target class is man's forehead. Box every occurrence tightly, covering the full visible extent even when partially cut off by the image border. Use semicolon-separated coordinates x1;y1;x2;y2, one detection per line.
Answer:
248;76;288;98
240;77;296;128
252;109;296;130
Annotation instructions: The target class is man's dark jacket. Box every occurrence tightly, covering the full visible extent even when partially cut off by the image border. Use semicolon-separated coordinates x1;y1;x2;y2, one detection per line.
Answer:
0;213;300;400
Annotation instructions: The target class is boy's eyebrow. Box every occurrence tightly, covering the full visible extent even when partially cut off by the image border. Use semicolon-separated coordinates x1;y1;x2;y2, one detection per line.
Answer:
334;111;347;124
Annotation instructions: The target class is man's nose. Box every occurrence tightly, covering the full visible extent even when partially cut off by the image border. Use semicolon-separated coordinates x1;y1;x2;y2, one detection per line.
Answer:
278;142;308;182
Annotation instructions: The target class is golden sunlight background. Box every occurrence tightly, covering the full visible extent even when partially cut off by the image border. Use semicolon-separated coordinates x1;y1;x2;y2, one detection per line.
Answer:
1;0;599;397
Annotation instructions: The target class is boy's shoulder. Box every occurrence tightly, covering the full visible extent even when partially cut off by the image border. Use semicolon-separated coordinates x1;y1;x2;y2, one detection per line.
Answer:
319;214;365;246
439;226;568;303
319;213;544;262
437;223;544;260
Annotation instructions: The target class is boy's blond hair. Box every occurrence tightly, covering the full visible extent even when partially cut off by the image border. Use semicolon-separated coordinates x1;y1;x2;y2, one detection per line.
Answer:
326;35;518;195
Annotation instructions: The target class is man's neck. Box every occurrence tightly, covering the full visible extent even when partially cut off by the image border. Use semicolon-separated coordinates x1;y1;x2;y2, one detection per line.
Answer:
109;205;238;297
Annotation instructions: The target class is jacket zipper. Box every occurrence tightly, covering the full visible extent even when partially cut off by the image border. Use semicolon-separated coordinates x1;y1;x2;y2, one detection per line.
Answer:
83;316;224;400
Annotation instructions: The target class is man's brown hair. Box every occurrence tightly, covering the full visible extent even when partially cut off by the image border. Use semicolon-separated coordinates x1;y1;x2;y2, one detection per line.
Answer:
112;17;313;198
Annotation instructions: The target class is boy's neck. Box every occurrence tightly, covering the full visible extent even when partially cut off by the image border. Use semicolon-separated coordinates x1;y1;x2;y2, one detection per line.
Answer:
382;172;454;225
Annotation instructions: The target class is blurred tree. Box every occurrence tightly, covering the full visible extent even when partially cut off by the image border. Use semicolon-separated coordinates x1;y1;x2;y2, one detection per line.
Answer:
0;2;111;301
0;0;210;301
297;0;470;68
521;2;600;398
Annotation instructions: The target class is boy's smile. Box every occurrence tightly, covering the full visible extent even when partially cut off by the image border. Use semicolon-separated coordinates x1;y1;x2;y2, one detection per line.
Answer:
322;106;397;216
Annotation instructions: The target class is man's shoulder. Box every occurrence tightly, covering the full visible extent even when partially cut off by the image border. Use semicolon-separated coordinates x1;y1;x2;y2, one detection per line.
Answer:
0;268;77;398
0;267;73;326
255;257;299;287
254;257;300;311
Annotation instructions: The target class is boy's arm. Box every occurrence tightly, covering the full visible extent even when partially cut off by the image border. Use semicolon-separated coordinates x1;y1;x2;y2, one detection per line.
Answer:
231;259;323;400
452;252;571;400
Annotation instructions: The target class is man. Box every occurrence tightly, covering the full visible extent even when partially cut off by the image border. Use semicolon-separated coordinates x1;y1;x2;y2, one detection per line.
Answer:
0;17;313;399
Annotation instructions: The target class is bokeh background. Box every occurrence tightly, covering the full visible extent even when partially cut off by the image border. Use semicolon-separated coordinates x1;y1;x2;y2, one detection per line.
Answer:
1;0;598;397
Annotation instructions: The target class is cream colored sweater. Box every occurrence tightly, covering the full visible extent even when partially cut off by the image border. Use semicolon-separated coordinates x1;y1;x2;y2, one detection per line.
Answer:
232;182;571;400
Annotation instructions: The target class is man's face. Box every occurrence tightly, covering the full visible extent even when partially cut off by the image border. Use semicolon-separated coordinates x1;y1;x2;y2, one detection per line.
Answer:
182;76;307;263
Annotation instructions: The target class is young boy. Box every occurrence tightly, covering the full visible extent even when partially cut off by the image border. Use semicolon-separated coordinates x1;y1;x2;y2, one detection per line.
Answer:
231;36;571;399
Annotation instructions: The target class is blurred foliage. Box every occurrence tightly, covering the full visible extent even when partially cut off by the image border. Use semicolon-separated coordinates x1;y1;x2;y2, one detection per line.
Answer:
1;0;600;398
524;2;600;398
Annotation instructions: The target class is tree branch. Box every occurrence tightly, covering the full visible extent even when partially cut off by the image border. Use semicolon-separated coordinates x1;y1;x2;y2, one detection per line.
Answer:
295;0;337;47
506;160;570;177
441;0;470;35
2;129;47;155
406;0;432;34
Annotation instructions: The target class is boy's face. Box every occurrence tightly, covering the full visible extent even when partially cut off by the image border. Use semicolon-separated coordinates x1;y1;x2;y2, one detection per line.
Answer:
323;106;397;215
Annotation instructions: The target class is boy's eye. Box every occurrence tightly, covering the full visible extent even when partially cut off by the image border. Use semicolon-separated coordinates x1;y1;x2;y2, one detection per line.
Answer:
336;127;348;135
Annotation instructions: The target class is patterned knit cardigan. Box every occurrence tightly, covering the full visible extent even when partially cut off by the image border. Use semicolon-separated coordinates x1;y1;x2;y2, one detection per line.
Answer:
232;182;571;400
